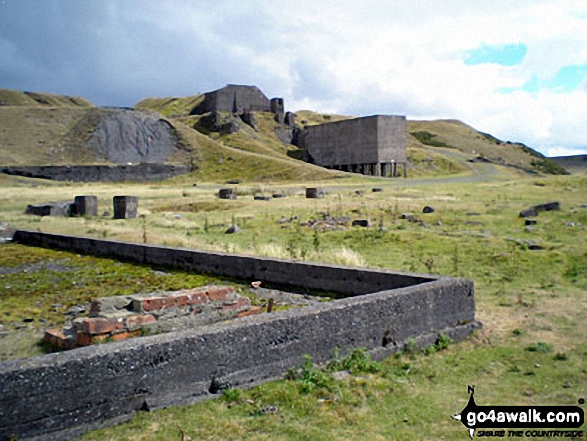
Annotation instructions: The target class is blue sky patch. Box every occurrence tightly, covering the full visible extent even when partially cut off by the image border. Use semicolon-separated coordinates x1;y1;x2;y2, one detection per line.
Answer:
498;64;587;94
463;43;527;66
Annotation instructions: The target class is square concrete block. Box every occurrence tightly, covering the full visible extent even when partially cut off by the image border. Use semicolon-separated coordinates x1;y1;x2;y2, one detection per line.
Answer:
73;196;98;216
113;196;138;219
218;188;237;200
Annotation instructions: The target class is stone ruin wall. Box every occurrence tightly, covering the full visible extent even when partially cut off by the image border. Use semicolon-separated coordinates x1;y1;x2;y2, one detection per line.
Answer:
190;84;273;115
0;231;477;440
1;163;193;182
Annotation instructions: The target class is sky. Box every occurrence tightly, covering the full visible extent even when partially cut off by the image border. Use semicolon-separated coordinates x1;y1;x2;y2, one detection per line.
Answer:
1;0;586;157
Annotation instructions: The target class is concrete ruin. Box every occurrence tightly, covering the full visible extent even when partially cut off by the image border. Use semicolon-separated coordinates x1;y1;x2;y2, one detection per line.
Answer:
1;230;478;440
2;163;193;182
301;115;408;178
190;84;280;115
113;196;138;219
45;286;262;349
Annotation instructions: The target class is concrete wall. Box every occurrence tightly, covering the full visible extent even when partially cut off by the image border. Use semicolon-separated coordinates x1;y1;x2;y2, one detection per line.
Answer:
377;115;407;162
1;163;193;182
305;115;407;167
191;84;272;114
1;231;478;440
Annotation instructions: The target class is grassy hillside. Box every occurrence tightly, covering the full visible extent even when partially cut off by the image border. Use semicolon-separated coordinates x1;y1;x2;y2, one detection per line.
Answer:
407;119;568;175
0;87;568;182
135;94;204;118
550;154;587;174
0;88;92;107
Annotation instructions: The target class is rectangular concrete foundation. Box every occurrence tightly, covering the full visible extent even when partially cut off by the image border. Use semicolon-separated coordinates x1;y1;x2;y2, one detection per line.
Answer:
1;231;478;440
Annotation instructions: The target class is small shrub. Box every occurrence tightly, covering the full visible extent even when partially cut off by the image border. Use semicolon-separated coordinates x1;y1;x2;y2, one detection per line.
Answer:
222;387;242;402
423;334;452;355
292;355;333;393
553;352;568;361
326;348;381;375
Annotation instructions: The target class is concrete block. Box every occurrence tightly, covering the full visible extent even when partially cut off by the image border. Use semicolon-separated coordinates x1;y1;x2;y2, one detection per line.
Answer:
72;195;98;216
113;196;138;219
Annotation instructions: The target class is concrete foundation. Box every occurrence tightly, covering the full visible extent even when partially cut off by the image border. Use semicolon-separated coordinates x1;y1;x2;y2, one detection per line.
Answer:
1;231;478;440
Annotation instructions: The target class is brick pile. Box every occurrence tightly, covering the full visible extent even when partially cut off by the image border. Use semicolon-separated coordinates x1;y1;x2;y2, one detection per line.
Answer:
44;285;263;350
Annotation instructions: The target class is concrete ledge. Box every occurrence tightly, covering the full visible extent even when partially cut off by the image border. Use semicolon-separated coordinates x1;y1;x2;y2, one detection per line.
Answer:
1;231;478;440
1;164;192;182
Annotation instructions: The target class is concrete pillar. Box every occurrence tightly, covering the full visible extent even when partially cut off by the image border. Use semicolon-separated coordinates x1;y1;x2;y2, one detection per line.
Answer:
381;163;388;178
113;196;138;219
403;162;408;178
72;195;98;216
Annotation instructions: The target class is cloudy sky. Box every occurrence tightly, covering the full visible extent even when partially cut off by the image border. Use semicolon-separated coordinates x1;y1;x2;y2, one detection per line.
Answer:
1;0;586;157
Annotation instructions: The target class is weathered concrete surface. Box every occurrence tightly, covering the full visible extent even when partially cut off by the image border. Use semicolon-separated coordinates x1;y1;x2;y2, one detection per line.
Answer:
190;84;272;115
304;115;406;167
1;163;192;182
71;196;98;216
113;196;138;219
2;231;478;441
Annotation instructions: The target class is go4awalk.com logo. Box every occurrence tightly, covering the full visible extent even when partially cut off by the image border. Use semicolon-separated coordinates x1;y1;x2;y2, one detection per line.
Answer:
451;386;584;439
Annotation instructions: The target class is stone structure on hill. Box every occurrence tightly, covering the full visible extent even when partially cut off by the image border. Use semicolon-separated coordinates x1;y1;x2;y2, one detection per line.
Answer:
300;115;408;178
190;84;280;115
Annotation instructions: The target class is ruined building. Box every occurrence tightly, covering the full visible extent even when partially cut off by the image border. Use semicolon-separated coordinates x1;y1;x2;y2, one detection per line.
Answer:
301;115;407;177
190;84;276;115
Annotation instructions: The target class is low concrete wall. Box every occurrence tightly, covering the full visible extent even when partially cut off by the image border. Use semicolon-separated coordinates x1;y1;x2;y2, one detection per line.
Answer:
1;231;478;440
1;163;192;182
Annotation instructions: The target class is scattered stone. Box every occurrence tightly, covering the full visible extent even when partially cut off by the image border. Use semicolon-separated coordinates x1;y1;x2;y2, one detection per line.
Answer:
225;179;241;185
102;211;111;217
372;188;383;193
434;221;442;226
192;183;198;187
66;305;86;316
466;212;480;216
260;405;278;415
519;201;561;217
525;219;537;225
306;188;324;199
525;226;536;232
113;196;138;219
465;221;483;226
352;219;370;227
25;201;73;216
22;318;34;323
225;225;241;234
400;213;414;220
218;188;237;200
254;196;271;201
354;190;364;196
528;244;544;250
519;208;538;218
536;201;560;212
564;222;576;227
332;370;351;381
422;206;435;214
272;194;284;199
